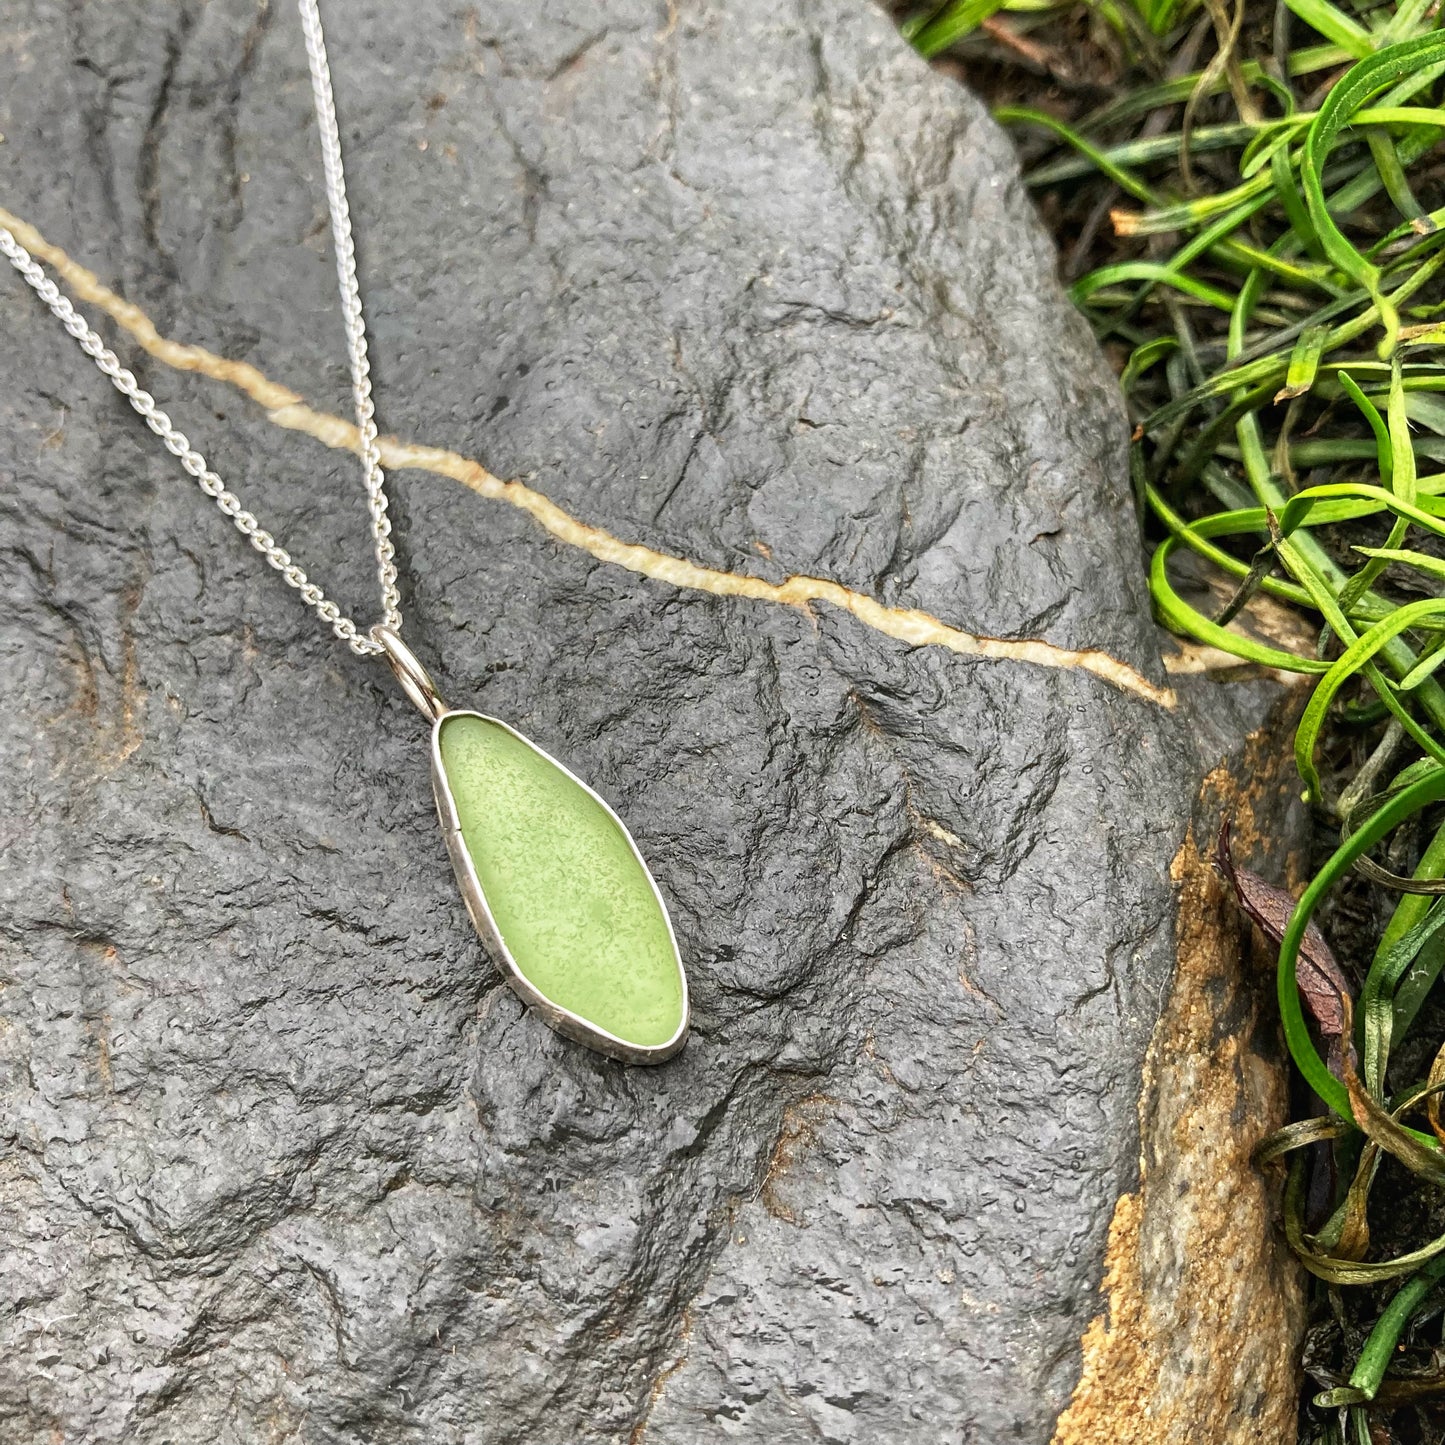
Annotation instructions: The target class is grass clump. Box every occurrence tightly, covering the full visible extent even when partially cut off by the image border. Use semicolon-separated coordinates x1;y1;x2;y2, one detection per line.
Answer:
900;0;1445;1437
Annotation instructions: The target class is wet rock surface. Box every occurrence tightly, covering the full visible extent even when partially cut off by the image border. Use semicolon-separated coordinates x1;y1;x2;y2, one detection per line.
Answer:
0;1;1300;1441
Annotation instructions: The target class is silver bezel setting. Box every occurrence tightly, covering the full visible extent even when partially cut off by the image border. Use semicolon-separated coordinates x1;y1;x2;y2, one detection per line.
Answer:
430;709;690;1065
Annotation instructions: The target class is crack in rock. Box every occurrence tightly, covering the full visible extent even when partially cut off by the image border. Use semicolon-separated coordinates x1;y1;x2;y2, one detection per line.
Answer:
0;206;1175;709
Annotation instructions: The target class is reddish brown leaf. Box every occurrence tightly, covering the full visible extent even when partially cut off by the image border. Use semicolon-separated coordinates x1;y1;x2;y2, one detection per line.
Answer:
1216;818;1353;1038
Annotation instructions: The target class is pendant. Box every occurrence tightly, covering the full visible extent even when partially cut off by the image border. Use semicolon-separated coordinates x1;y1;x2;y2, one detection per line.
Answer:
375;628;689;1064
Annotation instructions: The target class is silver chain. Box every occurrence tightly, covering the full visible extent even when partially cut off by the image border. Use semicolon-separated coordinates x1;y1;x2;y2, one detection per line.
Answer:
0;0;399;659
297;0;400;636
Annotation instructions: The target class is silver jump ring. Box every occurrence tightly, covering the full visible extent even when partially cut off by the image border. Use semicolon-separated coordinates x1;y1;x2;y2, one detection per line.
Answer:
372;625;448;723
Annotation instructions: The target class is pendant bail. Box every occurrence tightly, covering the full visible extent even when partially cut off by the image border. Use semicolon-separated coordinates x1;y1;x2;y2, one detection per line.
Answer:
372;625;447;723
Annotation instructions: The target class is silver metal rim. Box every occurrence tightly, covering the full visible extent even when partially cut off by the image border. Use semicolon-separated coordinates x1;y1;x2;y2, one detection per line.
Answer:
430;710;690;1066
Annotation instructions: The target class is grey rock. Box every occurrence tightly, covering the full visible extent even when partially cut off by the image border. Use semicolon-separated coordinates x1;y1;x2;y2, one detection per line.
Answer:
0;1;1300;1442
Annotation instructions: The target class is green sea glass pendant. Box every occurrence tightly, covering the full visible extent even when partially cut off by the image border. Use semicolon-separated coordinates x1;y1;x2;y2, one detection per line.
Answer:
372;627;688;1064
431;711;689;1064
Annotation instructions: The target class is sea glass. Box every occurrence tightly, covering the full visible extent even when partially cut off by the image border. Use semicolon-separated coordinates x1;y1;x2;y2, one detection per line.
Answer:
435;712;686;1057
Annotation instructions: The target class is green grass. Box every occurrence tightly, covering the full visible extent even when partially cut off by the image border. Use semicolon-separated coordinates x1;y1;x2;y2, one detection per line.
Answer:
903;0;1445;1432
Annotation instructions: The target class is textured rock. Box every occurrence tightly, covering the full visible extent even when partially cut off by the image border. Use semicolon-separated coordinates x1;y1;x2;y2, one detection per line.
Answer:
0;1;1302;1442
1051;725;1308;1445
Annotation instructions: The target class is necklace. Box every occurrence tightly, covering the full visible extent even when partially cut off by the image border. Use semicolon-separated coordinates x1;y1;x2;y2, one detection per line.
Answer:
0;0;689;1066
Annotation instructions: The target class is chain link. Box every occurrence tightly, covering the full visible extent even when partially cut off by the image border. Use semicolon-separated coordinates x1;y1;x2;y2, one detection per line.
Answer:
298;0;401;635
0;0;399;659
